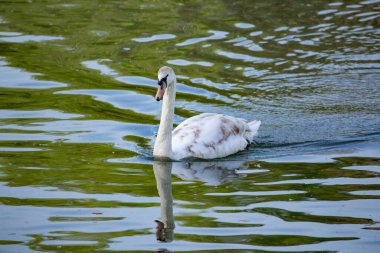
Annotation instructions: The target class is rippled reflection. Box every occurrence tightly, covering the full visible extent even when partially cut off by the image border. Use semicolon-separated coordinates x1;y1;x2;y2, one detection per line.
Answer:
153;161;175;243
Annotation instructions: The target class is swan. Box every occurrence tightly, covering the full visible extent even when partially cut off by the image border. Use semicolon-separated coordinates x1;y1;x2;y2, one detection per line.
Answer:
153;66;261;160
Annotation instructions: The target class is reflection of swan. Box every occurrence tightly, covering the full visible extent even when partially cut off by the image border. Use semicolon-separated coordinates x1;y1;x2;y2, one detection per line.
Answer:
152;160;255;244
153;66;261;160
153;160;175;242
172;160;249;186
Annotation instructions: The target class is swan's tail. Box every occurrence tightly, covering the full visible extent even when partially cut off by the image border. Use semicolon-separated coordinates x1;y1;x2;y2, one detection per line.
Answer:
246;120;261;142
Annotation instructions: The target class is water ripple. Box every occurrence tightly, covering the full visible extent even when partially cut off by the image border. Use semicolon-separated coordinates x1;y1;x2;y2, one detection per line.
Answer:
132;33;176;42
0;110;82;119
1;1;380;252
82;59;118;76
56;89;159;115
176;30;229;46
0;33;64;43
167;59;214;67
215;49;275;63
234;22;255;29
0;60;67;89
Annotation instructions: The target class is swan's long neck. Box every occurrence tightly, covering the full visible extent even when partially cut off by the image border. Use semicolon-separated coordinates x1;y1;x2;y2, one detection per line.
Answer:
154;79;176;158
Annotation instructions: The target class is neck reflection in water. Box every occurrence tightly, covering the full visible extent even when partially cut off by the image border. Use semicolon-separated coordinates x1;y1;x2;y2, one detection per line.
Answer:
153;160;175;242
153;159;252;243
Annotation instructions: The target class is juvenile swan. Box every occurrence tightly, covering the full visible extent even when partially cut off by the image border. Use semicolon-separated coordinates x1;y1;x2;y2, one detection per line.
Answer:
153;66;261;160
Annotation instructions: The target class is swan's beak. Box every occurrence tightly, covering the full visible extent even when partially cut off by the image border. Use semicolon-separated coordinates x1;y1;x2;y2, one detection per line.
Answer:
155;85;165;101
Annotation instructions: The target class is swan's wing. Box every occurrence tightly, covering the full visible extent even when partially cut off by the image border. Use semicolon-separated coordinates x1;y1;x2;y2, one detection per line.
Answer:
172;113;255;159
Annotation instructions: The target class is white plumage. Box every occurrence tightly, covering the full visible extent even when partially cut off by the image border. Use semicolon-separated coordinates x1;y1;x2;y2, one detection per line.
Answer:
172;113;260;160
153;66;261;160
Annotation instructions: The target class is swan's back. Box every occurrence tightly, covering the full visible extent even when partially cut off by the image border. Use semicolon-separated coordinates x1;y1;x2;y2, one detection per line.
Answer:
171;113;260;160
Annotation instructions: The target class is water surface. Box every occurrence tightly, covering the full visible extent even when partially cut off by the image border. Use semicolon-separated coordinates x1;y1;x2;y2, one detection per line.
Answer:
0;0;380;252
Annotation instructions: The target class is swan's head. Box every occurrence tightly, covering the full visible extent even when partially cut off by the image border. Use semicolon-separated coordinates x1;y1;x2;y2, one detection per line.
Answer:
155;66;176;101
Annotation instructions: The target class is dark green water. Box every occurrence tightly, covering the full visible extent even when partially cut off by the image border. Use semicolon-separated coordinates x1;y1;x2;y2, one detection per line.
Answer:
1;0;380;252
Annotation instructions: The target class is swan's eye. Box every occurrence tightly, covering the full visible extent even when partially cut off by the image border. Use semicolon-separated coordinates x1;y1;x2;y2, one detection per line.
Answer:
158;74;169;89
